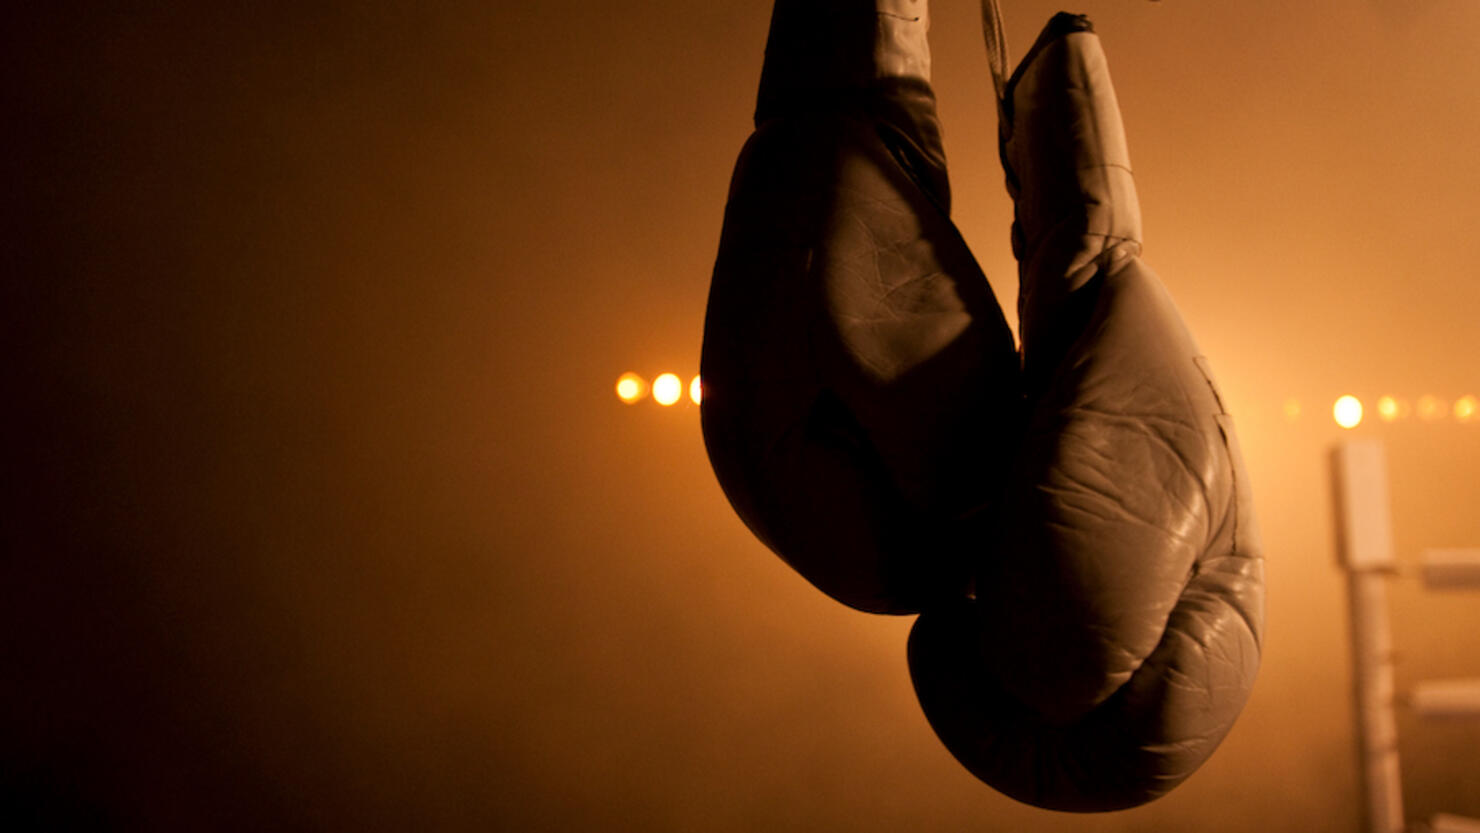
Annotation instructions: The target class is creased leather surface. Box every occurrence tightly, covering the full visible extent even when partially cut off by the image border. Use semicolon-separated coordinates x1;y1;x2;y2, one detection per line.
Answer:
699;2;1264;811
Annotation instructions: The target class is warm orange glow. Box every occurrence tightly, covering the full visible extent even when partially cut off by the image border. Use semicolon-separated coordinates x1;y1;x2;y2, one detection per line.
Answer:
1376;396;1404;422
1455;395;1478;423
1418;395;1445;421
1283;399;1302;421
652;373;682;406
1334;395;1363;429
615;372;647;404
689;375;702;405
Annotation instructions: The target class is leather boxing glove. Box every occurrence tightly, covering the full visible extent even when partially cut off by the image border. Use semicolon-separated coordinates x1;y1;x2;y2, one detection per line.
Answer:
700;0;1021;614
906;12;1264;811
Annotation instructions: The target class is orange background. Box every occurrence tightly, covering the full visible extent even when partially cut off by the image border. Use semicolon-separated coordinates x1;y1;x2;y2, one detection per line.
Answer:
6;1;1479;829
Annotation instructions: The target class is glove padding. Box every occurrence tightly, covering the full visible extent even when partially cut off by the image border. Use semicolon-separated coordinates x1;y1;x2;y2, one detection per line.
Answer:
908;256;1265;811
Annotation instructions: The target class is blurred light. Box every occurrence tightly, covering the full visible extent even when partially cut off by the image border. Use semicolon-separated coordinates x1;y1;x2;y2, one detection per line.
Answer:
1376;396;1403;422
615;372;647;404
1283;399;1302;421
652;373;682;406
1456;395;1478;423
689;375;703;405
1334;395;1363;429
1418;395;1445;421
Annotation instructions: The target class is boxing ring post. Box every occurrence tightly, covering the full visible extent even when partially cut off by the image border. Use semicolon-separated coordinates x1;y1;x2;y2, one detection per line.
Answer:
1331;440;1405;833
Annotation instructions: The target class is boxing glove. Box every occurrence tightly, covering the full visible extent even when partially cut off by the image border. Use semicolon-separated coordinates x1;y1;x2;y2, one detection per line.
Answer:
700;0;1021;614
906;12;1264;811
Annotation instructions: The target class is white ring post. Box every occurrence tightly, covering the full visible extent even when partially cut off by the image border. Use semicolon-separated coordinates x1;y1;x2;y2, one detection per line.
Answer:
1331;440;1405;833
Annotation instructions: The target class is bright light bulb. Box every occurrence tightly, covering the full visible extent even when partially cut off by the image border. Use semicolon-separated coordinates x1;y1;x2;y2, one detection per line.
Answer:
689;375;702;405
1455;395;1478;423
1377;396;1402;422
1333;395;1363;429
652;373;682;406
615;372;646;404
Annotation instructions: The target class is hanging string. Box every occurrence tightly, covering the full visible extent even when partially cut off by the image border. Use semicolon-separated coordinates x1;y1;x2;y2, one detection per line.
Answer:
980;0;1010;107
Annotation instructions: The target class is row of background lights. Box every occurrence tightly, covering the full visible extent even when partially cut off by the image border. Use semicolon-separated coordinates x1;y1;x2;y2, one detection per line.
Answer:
614;375;1479;428
616;372;701;406
1323;394;1479;429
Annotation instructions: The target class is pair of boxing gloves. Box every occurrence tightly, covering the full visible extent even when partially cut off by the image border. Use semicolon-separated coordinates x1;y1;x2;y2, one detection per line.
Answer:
699;0;1264;811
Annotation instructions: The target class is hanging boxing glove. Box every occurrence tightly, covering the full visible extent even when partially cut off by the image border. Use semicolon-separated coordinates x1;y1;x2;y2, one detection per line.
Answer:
906;12;1265;811
700;0;1021;614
